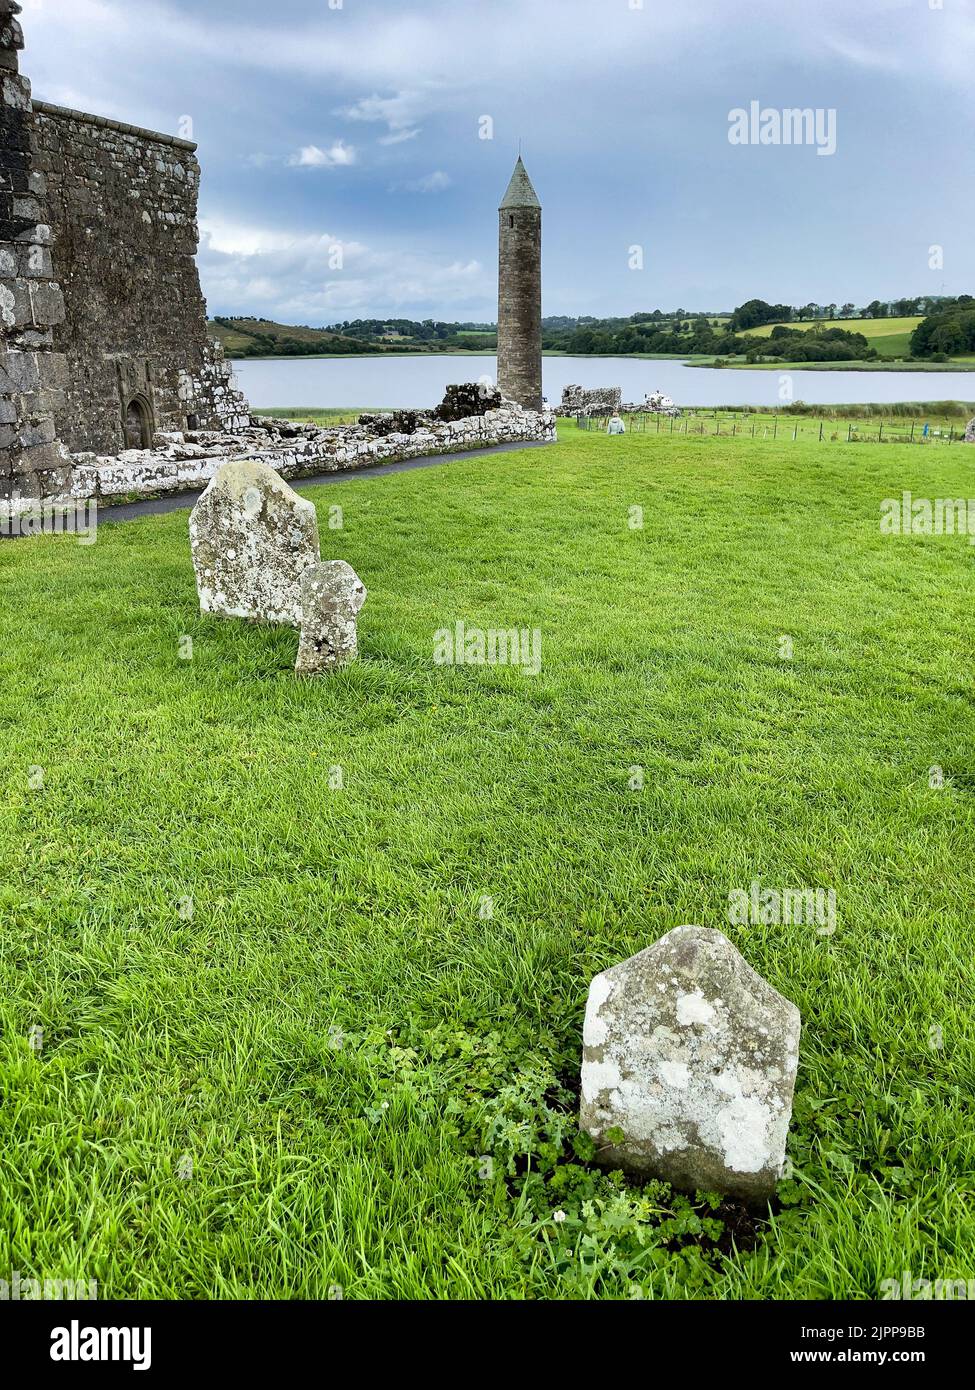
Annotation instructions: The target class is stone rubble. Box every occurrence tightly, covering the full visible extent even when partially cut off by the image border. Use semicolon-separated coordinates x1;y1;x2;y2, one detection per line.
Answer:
580;925;801;1203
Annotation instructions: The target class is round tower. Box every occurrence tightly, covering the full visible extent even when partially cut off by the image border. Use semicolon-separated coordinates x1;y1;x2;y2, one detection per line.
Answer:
497;156;542;411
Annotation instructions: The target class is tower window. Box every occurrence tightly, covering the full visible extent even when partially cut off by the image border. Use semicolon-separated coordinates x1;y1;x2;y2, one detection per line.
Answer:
509;215;514;228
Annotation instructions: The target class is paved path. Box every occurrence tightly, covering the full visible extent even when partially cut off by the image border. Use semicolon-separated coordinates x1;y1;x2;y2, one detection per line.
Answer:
92;440;544;525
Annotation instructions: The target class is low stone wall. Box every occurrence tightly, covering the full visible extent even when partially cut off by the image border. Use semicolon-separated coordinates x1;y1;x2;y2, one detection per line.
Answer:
558;384;622;417
67;405;556;504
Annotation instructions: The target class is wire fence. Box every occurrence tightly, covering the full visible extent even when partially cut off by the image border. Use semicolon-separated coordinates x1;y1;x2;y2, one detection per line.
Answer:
573;411;964;445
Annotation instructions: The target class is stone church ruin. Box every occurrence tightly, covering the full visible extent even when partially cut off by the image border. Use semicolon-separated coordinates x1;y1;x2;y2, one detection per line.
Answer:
0;1;248;505
2;5;552;511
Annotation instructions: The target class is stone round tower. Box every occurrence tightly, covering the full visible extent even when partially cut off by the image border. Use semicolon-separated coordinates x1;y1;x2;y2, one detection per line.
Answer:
497;157;542;411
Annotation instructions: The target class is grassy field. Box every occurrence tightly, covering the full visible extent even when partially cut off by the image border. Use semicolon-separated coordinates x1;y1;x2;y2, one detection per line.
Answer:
265;404;975;439
258;407;392;426
1;422;973;1299
748;316;922;359
578;406;974;443
208;319;361;357
213;312;975;371
209;320;496;360
714;357;975;373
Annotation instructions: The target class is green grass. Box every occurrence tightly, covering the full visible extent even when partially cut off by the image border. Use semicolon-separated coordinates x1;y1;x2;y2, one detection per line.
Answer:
267;405;975;434
587;407;972;442
257;407;392;427
209;319;497;362
2;422;974;1299
714;357;975;373
208;318;377;357
705;315;975;370
749;316;922;358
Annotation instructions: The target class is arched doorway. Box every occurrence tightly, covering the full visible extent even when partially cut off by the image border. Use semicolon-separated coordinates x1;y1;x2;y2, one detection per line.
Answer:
123;396;153;450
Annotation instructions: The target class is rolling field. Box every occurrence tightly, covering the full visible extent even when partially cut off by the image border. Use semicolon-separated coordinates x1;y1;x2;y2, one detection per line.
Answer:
1;422;973;1299
749;316;922;358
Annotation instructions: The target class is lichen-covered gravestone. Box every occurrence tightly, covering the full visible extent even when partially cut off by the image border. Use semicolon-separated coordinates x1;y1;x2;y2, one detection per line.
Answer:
965;417;975;443
580;926;800;1202
295;561;367;675
189;460;320;625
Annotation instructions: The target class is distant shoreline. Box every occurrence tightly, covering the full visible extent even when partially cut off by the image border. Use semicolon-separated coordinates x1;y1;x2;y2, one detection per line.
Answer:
228;348;975;372
688;359;975;373
226;350;498;362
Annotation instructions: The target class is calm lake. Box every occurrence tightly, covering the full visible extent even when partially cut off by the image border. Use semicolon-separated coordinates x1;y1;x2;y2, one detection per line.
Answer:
233;354;975;412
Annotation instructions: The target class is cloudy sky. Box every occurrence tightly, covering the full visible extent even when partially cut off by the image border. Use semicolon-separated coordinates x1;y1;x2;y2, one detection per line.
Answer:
22;0;975;324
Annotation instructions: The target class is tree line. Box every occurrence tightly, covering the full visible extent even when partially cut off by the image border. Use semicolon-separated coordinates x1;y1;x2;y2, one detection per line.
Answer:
214;294;971;362
907;296;975;359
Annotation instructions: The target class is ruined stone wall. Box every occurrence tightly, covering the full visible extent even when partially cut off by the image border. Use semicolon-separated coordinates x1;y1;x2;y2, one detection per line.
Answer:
0;0;71;504
559;385;622;416
34;101;248;457
69;405;557;504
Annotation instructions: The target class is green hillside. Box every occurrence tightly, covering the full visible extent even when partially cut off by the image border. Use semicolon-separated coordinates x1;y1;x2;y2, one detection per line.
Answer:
750;317;921;359
207;317;496;359
207;318;381;358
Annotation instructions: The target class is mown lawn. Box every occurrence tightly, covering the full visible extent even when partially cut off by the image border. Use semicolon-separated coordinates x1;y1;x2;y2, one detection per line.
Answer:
1;422;973;1300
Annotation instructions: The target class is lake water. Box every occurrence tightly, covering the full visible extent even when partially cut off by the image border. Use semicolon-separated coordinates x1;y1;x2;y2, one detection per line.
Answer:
233;354;975;411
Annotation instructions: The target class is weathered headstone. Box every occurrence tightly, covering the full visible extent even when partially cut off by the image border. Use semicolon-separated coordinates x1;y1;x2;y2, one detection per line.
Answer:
580;925;800;1202
965;417;975;443
295;561;367;675
189;459;319;625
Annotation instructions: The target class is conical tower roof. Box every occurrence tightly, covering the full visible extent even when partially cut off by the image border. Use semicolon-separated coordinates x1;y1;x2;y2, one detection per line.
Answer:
500;156;541;210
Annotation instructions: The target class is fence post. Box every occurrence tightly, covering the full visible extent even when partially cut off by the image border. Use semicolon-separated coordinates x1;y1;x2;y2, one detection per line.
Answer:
657;414;661;433
819;421;824;442
848;422;852;442
773;419;778;439
879;422;883;442
910;421;915;443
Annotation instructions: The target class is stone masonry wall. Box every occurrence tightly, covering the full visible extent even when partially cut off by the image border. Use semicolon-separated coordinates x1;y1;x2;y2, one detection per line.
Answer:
559;385;622;416
497;204;543;412
0;1;71;504
34;100;249;456
68;406;557;504
497;160;543;412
